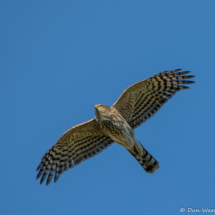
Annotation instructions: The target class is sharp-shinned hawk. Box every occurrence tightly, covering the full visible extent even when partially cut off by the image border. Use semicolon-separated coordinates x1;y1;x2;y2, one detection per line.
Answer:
36;69;195;185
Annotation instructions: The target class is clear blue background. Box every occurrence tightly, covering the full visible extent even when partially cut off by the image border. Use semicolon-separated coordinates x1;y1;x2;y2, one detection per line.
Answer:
1;1;214;214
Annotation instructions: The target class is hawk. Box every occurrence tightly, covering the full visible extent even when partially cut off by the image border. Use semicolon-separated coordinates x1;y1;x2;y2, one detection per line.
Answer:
36;69;195;185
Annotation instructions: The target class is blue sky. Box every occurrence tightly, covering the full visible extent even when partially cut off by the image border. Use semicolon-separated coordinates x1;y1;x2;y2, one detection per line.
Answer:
1;1;215;215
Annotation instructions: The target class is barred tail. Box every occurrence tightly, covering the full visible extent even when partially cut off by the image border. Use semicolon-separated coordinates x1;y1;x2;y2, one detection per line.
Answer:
129;145;159;173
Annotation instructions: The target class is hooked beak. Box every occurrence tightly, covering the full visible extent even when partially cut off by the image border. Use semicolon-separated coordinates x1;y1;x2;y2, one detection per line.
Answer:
95;105;100;123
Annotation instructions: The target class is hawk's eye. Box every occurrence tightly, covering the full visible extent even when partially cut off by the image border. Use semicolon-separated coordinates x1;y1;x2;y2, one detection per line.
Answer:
100;105;103;108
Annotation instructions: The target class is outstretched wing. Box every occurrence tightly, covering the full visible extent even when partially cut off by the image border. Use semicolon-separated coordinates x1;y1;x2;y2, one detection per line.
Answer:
113;69;195;129
36;118;114;185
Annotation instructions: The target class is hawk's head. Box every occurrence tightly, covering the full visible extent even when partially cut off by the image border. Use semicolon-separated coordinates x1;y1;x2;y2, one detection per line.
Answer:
95;104;111;124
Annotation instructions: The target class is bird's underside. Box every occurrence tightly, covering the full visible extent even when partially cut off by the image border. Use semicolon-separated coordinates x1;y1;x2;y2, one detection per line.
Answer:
36;69;195;185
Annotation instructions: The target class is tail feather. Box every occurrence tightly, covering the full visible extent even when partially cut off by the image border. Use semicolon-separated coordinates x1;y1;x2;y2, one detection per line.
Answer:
129;146;159;173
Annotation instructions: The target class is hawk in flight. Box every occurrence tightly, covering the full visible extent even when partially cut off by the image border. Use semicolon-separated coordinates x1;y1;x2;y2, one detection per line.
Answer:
36;69;195;185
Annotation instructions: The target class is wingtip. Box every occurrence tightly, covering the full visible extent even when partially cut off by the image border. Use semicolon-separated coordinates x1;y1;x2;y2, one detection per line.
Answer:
181;86;190;89
40;173;48;185
36;169;43;180
40;178;45;185
46;180;51;186
54;173;60;183
171;68;182;73
36;163;42;171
